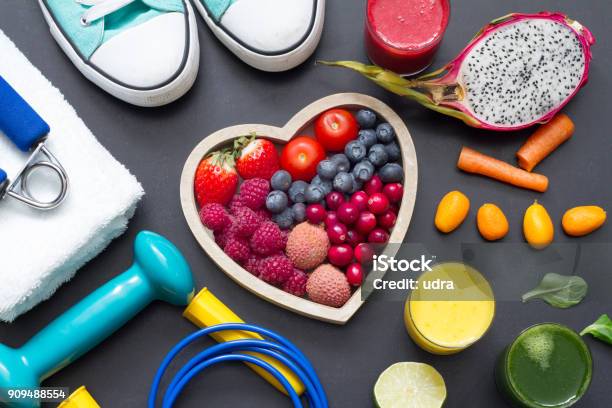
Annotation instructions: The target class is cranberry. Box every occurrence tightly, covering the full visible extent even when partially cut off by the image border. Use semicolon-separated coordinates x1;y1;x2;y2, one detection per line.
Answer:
368;193;389;214
346;229;365;247
325;191;345;211
306;204;327;224
378;210;397;230
337;202;359;225
350;191;369;211
325;211;338;228
354;243;375;264
355;212;377;235
346;263;364;286
368;228;389;244
389;204;399;214
364;175;383;196
328;244;353;266
327;223;348;244
383;183;403;203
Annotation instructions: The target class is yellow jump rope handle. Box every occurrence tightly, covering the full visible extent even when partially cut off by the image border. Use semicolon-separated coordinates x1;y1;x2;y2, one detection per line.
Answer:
57;386;100;408
183;288;305;396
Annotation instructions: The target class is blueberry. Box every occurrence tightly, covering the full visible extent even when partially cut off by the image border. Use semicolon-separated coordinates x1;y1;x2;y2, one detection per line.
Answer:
355;109;377;128
305;184;325;203
376;123;395;143
344;140;367;163
292;203;306;223
288;181;308;203
317;159;338;180
352;160;375;182
273;208;294;230
266;190;289;213
333;171;354;193
368;144;389;167
312;175;332;195
357;129;378;148
270;170;292;191
330;154;351;173
384;141;401;162
379;163;404;183
350;174;363;194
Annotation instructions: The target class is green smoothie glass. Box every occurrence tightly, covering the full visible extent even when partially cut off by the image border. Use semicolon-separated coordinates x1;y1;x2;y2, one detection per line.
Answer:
495;323;592;408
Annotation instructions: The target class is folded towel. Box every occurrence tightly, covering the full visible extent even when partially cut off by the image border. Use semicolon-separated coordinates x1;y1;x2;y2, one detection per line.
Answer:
0;30;144;322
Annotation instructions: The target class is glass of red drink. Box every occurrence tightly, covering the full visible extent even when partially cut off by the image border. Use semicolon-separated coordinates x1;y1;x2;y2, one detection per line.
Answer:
365;0;450;75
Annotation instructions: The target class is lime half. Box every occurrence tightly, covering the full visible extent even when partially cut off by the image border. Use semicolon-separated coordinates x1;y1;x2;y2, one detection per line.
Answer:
374;362;447;408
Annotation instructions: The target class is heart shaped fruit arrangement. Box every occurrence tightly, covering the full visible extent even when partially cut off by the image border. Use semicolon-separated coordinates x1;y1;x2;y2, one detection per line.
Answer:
181;94;417;324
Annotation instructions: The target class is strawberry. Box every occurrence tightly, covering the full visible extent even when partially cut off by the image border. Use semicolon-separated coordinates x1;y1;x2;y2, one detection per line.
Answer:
194;150;238;207
234;135;280;180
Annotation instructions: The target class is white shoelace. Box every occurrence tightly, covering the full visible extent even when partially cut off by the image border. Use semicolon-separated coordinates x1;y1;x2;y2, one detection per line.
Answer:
77;0;137;25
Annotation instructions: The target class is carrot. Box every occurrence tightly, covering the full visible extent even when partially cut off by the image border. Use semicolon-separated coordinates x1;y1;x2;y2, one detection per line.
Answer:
516;113;574;172
458;147;549;192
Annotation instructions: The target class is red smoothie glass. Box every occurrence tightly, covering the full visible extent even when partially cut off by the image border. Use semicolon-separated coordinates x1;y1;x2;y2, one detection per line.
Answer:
365;0;450;75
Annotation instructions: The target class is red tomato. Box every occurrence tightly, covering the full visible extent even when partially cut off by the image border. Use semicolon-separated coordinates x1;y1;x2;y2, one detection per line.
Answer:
314;109;359;152
280;136;326;181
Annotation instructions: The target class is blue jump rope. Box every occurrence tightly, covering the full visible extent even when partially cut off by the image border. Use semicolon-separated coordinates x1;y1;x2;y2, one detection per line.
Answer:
0;75;68;209
149;323;328;408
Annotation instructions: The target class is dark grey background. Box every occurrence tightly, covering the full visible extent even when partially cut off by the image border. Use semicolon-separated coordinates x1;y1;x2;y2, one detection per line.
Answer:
1;1;611;407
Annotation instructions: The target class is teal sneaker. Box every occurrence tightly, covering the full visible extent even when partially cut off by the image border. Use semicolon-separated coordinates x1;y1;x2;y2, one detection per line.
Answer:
194;0;325;72
39;0;200;106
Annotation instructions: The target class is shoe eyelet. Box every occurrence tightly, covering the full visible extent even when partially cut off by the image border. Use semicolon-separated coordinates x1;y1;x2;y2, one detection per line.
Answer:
80;16;90;26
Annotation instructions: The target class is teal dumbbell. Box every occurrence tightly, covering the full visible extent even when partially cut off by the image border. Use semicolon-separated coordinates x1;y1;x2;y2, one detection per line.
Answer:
0;231;195;407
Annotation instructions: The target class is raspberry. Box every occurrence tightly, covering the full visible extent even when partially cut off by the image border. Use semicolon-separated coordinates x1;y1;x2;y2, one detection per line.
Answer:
244;254;263;276
224;237;250;263
259;255;294;286
250;221;284;256
228;194;245;214
255;208;272;222
199;203;229;231
280;230;289;249
214;216;235;248
282;268;308;296
232;207;262;237
239;178;270;210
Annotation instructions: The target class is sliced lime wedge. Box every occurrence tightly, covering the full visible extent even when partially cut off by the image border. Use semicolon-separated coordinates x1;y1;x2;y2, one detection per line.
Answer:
374;362;447;408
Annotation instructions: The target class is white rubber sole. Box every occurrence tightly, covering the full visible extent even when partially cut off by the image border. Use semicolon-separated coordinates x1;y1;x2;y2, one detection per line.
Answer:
38;0;200;107
194;0;325;72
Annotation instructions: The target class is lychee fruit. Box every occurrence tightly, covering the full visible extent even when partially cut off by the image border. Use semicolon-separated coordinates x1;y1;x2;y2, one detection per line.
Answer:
285;222;330;270
306;264;351;308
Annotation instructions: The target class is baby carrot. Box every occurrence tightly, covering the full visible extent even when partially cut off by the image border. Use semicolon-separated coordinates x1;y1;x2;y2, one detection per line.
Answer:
516;113;574;172
457;147;549;192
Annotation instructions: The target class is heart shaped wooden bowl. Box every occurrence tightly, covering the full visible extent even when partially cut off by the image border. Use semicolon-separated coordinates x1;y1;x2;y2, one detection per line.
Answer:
180;93;418;324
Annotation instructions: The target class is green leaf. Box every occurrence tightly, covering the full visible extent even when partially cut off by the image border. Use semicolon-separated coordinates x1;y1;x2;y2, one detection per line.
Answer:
581;314;612;345
521;273;588;308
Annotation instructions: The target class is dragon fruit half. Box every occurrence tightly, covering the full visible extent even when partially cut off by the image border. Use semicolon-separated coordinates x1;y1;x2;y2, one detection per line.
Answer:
321;12;595;131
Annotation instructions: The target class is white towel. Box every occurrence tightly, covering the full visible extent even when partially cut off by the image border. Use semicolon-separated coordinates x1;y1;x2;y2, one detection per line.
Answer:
0;30;144;322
